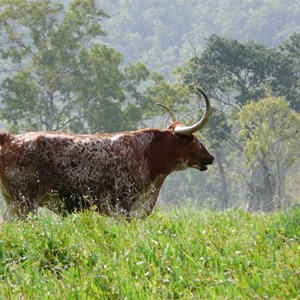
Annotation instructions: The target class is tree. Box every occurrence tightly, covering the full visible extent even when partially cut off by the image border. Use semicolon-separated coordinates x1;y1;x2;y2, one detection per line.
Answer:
274;33;300;111
92;0;300;78
239;96;300;211
181;34;300;209
183;35;293;107
0;0;137;133
0;0;105;131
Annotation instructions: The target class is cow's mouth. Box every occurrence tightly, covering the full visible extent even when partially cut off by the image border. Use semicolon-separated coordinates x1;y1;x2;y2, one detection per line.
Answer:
199;164;208;171
193;163;208;171
191;158;214;171
198;155;214;171
198;160;214;171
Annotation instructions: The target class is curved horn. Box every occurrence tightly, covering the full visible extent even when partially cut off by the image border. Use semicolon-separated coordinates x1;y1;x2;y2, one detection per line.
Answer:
156;102;177;122
174;87;211;135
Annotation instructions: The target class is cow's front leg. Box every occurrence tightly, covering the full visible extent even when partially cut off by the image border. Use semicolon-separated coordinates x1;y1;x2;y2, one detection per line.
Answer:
129;190;159;219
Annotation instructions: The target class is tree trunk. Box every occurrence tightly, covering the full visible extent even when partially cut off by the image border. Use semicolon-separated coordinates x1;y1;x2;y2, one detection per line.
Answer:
47;91;55;131
261;160;274;212
215;149;228;209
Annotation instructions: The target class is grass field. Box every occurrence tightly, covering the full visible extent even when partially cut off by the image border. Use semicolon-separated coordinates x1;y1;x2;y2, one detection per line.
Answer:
0;207;299;299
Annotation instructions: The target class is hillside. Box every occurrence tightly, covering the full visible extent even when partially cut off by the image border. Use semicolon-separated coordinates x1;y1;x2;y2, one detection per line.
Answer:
98;0;300;75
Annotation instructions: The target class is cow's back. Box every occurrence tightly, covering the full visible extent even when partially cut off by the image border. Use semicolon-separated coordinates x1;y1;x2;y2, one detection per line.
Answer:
1;131;155;199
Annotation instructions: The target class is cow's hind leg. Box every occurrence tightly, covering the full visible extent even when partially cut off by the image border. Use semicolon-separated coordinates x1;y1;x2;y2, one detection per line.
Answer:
4;203;22;221
15;192;38;219
4;200;37;220
3;191;37;220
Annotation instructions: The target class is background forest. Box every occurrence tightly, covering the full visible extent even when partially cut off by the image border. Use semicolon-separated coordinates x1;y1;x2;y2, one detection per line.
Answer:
0;0;299;212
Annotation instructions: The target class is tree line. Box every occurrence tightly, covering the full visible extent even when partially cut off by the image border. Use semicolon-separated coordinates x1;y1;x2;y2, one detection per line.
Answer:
98;0;300;76
0;0;299;211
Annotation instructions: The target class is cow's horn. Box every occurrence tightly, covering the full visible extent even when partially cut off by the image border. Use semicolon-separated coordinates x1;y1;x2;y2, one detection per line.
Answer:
174;87;211;135
156;102;177;122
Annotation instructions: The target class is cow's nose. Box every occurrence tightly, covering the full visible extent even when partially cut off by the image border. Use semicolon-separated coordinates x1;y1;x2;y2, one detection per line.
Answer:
208;155;214;164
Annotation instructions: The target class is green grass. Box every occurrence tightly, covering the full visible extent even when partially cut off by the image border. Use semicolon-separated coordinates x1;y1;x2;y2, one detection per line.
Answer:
0;207;299;299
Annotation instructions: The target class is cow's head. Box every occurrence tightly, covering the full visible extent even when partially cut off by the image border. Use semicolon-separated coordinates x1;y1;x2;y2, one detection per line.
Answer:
157;87;214;171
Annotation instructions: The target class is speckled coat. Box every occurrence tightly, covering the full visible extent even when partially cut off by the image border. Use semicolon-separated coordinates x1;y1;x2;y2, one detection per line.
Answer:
0;124;214;219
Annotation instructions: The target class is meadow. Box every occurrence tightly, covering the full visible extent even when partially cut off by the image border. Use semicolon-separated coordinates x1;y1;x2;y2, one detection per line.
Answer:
0;207;299;299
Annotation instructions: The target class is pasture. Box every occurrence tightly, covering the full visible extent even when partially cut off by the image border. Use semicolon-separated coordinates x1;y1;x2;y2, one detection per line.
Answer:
0;207;299;299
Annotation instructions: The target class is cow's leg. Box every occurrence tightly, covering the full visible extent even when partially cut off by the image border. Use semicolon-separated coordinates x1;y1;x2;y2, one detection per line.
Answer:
4;197;38;220
4;203;22;221
129;190;159;219
11;190;39;219
2;189;37;220
38;192;66;215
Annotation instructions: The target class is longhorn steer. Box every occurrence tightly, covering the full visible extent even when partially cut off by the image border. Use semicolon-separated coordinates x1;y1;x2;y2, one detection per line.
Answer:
0;88;214;219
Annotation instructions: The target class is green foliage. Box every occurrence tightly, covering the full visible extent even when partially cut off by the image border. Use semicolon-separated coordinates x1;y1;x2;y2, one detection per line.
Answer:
183;35;299;109
0;0;160;133
98;0;300;76
0;0;112;131
0;0;299;210
275;33;300;110
1;72;39;131
179;34;300;210
0;208;299;298
239;96;300;210
239;96;300;169
143;75;190;120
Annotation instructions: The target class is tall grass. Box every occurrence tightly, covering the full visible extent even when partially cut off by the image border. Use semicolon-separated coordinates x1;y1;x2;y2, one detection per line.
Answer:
0;207;299;299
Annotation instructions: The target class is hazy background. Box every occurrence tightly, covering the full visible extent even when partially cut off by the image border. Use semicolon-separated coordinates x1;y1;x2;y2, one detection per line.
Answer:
0;0;299;213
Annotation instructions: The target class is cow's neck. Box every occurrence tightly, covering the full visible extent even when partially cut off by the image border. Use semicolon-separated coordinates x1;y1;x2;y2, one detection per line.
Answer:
146;130;180;184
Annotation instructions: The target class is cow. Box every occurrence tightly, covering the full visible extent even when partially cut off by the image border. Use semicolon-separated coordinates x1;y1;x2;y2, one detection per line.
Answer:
0;87;214;220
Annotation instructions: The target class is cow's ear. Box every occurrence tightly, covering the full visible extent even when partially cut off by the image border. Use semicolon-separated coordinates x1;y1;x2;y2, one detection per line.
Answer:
174;133;195;144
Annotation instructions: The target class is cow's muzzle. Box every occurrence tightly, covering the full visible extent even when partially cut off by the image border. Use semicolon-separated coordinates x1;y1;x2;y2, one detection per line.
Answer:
199;154;214;171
